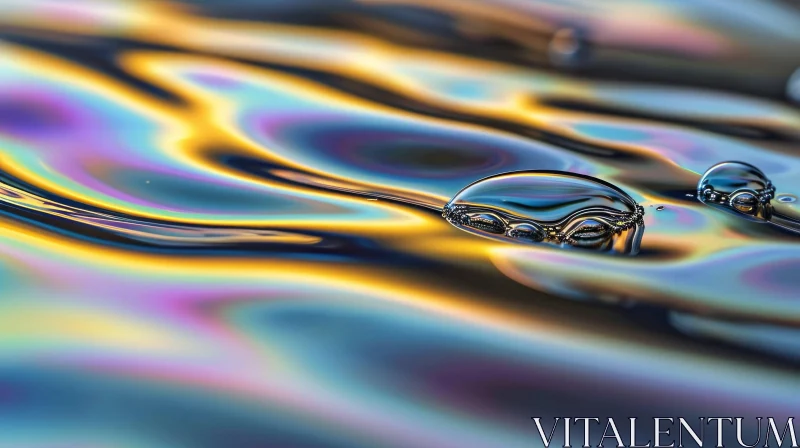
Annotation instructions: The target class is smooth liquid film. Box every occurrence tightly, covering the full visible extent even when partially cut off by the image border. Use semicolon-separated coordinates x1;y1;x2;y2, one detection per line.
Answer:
0;1;799;447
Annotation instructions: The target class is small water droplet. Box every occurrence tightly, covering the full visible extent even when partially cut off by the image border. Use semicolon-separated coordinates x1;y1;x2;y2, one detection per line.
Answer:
656;206;665;211
697;161;774;222
548;27;590;68
778;195;797;203
442;171;644;254
698;161;800;234
685;193;694;198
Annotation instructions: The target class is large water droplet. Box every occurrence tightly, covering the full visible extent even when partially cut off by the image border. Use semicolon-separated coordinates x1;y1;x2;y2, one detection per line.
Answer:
442;171;644;254
698;161;800;234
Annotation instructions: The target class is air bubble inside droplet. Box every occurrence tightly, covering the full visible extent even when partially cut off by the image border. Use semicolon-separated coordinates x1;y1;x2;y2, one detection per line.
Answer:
462;212;506;234
731;191;758;214
507;222;545;242
442;171;644;254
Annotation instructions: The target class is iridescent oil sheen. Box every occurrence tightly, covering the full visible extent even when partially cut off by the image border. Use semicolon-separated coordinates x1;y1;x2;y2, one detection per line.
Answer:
0;1;799;447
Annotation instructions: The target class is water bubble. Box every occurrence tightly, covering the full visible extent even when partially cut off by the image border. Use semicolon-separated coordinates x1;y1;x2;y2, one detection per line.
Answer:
442;171;644;254
656;206;665;211
698;161;800;234
685;193;694;198
697;161;774;222
548;27;590;68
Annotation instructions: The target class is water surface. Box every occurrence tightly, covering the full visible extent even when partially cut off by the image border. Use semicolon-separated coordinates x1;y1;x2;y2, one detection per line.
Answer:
0;1;799;447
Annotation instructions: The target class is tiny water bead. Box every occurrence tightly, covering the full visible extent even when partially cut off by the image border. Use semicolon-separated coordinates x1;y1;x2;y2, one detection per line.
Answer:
442;171;645;254
778;195;797;203
656;206;665;211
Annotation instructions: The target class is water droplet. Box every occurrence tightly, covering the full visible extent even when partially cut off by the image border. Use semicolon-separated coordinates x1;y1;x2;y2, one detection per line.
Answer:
698;161;800;234
442;171;644;254
685;193;694;198
548;27;590;68
787;67;800;104
656;206;665;211
697;161;774;222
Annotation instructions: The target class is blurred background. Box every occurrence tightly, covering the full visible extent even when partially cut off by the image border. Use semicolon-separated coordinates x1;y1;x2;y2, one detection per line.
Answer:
0;1;799;447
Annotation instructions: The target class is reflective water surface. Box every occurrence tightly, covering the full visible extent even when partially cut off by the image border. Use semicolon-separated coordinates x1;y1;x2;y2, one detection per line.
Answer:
0;1;800;447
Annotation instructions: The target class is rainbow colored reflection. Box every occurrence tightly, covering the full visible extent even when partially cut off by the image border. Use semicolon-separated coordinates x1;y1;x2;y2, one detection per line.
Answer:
0;1;799;447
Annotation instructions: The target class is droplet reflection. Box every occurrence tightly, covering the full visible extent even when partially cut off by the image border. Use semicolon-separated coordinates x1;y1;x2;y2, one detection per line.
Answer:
442;171;644;254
